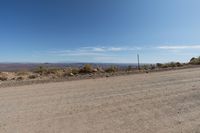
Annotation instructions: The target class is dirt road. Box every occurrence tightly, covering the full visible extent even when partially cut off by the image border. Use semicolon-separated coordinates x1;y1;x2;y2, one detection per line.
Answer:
0;67;200;133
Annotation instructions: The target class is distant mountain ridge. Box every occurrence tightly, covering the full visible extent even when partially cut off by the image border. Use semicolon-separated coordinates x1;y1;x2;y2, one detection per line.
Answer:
0;63;139;71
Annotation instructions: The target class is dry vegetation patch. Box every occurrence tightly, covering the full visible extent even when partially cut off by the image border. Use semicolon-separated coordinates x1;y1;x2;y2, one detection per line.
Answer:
0;59;195;83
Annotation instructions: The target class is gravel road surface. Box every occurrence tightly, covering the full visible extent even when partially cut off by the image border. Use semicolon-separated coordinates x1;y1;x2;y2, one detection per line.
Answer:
0;68;200;133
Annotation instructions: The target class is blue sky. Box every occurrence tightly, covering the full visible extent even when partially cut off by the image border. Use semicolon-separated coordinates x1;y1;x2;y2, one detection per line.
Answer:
1;0;200;63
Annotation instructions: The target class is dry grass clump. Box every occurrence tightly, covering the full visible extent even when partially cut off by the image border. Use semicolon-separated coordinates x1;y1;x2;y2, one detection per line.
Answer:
0;72;9;81
64;65;101;76
16;70;29;76
0;61;188;83
62;67;79;77
105;66;118;73
79;64;93;73
96;67;104;72
34;66;65;77
71;68;79;75
34;66;48;75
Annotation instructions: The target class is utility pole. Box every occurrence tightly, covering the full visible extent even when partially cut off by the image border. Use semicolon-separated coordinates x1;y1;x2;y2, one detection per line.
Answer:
137;54;140;70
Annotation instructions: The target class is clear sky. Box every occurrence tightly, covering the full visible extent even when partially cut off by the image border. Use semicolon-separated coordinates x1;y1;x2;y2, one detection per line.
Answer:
1;0;200;63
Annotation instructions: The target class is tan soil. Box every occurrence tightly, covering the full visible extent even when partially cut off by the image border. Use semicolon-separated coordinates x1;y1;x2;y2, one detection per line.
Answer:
0;67;200;133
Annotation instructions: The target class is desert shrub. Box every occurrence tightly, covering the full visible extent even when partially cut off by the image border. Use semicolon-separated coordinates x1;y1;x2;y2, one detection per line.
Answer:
68;73;74;76
105;66;118;73
189;57;200;64
16;76;24;80
126;65;132;71
168;62;176;67
140;64;156;70
176;62;183;67
34;66;64;76
0;76;7;81
28;75;38;79
63;68;79;76
71;68;79;75
34;66;48;75
168;62;183;67
141;65;149;70
79;64;93;73
149;64;156;70
161;64;169;68
16;71;29;76
97;66;104;72
156;63;163;68
46;68;59;74
156;62;182;68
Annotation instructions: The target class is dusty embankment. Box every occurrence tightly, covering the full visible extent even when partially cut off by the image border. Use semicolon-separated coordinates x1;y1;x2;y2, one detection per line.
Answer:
0;67;200;133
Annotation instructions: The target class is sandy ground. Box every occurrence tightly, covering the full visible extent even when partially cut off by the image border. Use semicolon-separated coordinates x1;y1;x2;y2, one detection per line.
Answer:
0;67;200;133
